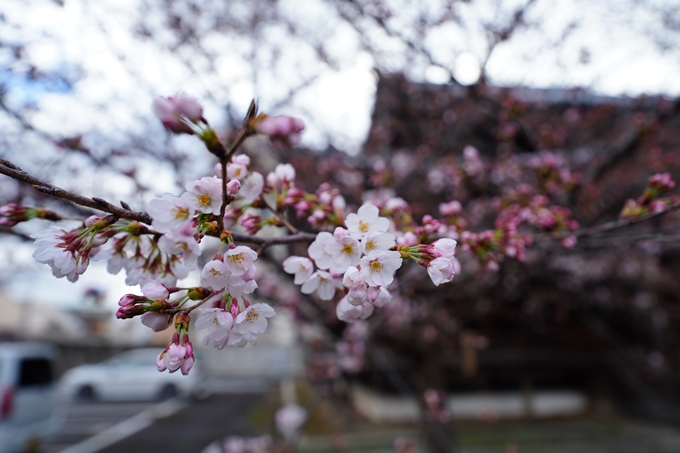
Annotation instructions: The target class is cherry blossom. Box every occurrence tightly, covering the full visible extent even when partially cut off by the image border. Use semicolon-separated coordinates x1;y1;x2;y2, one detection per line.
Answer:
336;297;374;323
254;115;305;148
236;172;264;205
228;303;276;346
345;203;390;239
196;308;235;349
301;271;342;300
141;312;173;332
152;93;203;134
307;232;335;270
282;256;314;284
427;257;459;286
324;230;361;274
361;232;396;254
275;404;307;439
140;279;169;301
147;193;195;233
359;250;403;287
201;259;231;290
157;333;195;375
158;231;200;266
224;246;258;276
185;176;223;215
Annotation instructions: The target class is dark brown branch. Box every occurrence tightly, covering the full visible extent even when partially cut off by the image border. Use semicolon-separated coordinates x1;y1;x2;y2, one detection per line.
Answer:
0;158;152;224
230;231;316;245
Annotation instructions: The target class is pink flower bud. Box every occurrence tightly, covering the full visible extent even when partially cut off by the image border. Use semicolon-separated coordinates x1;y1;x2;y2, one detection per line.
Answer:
227;179;241;194
152;93;203;134
118;294;136;307
254;115;305;148
141;312;173;332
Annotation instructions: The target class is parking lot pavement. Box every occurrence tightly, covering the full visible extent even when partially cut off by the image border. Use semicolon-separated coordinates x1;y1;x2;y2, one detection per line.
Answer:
43;378;272;453
43;401;159;453
96;393;264;453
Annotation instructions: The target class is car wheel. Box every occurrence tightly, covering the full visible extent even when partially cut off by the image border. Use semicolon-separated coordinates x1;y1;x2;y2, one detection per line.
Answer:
158;383;178;400
76;384;97;402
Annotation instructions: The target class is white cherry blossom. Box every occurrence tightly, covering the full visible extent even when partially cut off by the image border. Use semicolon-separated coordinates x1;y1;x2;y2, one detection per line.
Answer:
361;232;396;254
336;296;374;323
227;266;258;298
224;246;258;276
427;257;459;286
433;238;457;259
345;203;390;239
236;172;264;205
184;176;223;215
195;308;234;349
227;161;248;180
282;256;314;285
228;303;276;346
301;271;342;300
307;232;335;270
368;286;392;307
141;312;172;332
360;250;403;287
200;260;231;290
32;227;80;282
158;231;200;266
147;193;195;233
324;234;361;274
141;279;169;300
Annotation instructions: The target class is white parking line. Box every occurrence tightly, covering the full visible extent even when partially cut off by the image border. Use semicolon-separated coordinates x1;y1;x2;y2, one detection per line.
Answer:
58;399;187;453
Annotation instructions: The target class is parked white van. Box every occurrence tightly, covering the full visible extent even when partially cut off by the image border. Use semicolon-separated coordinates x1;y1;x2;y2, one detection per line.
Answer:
0;342;60;453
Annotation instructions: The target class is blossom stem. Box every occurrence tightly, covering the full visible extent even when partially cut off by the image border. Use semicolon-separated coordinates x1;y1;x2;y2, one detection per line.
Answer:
218;156;228;232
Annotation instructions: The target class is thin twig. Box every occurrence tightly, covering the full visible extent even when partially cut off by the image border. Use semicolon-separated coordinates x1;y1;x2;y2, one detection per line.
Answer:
533;200;680;242
225;128;251;162
260;196;298;234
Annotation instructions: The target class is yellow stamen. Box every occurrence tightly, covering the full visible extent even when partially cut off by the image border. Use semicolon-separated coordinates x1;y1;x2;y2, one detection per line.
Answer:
246;310;259;323
359;221;369;232
228;254;244;264
342;244;354;255
369;259;383;272
171;207;189;220
197;194;211;206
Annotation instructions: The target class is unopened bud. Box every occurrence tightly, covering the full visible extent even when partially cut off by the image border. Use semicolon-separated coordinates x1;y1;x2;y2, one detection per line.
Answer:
187;287;212;300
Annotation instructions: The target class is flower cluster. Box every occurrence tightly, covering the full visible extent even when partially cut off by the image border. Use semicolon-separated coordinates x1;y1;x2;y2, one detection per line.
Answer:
620;173;678;219
32;215;117;282
284;203;460;323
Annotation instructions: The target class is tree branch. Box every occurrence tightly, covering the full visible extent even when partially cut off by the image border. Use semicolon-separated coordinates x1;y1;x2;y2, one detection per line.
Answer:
0;158;318;248
0;158;152;223
230;231;316;246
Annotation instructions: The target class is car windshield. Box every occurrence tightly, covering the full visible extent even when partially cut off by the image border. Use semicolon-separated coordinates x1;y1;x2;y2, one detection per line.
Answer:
18;358;53;387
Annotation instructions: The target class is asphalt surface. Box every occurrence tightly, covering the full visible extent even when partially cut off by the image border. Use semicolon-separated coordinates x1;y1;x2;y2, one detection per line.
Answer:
44;378;272;453
44;402;157;453
96;393;264;453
